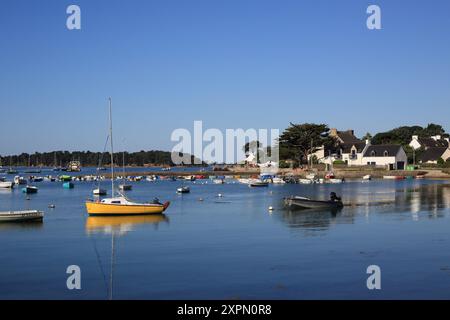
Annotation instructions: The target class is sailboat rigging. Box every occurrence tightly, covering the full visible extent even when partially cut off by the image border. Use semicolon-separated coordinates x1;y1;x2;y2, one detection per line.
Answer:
85;98;170;215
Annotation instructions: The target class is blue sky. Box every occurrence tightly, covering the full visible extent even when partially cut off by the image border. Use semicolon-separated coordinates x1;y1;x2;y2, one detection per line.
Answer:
1;0;449;154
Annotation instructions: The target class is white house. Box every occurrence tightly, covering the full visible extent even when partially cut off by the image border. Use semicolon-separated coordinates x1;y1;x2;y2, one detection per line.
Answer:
409;135;449;150
362;145;408;170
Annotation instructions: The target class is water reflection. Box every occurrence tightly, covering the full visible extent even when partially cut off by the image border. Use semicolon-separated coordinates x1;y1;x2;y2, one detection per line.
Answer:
279;208;342;230
86;214;169;236
0;220;43;231
277;182;450;231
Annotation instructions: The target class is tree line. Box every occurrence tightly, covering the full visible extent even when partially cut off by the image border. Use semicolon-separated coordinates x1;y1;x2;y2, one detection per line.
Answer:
0;150;201;167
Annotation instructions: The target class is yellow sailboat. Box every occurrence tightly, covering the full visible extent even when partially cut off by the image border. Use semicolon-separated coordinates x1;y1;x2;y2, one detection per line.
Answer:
85;98;170;216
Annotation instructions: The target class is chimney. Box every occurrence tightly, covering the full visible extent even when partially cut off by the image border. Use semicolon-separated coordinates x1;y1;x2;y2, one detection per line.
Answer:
348;129;354;136
366;139;371;146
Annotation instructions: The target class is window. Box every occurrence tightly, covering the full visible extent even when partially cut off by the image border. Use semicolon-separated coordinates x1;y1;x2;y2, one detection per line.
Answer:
371;151;376;156
384;150;389;157
111;201;121;204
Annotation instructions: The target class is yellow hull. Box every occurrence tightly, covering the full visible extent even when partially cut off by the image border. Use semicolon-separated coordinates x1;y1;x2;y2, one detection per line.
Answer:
85;201;168;215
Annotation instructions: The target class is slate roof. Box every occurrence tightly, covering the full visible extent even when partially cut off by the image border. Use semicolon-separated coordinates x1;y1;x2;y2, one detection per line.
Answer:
419;138;448;148
363;145;403;157
419;147;447;162
336;131;361;144
341;142;367;153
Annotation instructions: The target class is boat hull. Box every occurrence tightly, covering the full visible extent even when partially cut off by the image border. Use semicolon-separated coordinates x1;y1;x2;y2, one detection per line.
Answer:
85;201;170;215
284;197;343;210
0;210;44;222
0;181;14;189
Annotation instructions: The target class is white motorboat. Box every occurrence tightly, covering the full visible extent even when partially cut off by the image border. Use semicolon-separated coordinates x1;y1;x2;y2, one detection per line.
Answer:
363;174;372;180
0;181;14;189
298;178;314;184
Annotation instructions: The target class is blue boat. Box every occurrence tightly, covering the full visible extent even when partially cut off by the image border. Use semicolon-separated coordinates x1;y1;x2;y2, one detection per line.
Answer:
63;182;74;189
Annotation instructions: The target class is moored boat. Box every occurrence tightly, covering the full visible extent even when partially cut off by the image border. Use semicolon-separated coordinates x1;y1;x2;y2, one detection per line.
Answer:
22;185;38;194
248;180;269;187
14;176;27;185
298;178;314;184
86;196;169;215
119;184;132;191
85;98;170;216
59;175;72;182
0;181;14;189
328;178;344;184
284;195;343;210
63;182;74;189
93;188;107;196
177;186;190;193
0;210;44;222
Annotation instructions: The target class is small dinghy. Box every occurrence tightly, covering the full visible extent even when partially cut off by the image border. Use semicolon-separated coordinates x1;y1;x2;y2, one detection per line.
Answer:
177;186;190;193
0;210;44;223
284;193;343;210
63;182;74;189
22;185;38;194
119;184;132;191
93;188;107;196
362;174;372;180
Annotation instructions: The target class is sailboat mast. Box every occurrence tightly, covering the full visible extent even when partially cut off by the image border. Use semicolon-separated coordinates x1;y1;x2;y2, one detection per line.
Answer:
109;98;115;197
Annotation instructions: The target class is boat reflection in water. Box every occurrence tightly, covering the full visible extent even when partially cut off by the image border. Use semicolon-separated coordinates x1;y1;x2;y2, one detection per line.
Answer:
86;213;169;300
86;214;169;235
277;182;450;233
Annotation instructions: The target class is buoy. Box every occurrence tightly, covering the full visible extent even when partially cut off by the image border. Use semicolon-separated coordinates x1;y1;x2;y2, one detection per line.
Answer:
198;198;204;201
217;193;223;197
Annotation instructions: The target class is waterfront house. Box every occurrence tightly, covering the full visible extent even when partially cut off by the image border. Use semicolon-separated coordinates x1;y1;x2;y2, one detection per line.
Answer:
419;147;450;164
361;145;407;170
312;129;369;166
409;135;449;150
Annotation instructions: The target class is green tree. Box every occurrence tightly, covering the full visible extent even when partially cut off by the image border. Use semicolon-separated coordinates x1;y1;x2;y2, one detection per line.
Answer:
278;123;333;166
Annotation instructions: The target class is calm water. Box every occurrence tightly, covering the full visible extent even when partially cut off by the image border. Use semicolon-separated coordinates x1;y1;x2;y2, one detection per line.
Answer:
1;177;450;299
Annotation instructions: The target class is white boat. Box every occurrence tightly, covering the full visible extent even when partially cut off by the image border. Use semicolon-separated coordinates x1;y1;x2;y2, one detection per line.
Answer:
15;176;27;185
363;174;372;180
0;210;44;222
305;173;316;180
177;186;190;193
213;179;224;184
328;178;344;184
298;178;314;184
248;180;269;187
271;177;286;184
93;188;107;196
0;181;14;189
237;178;251;184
